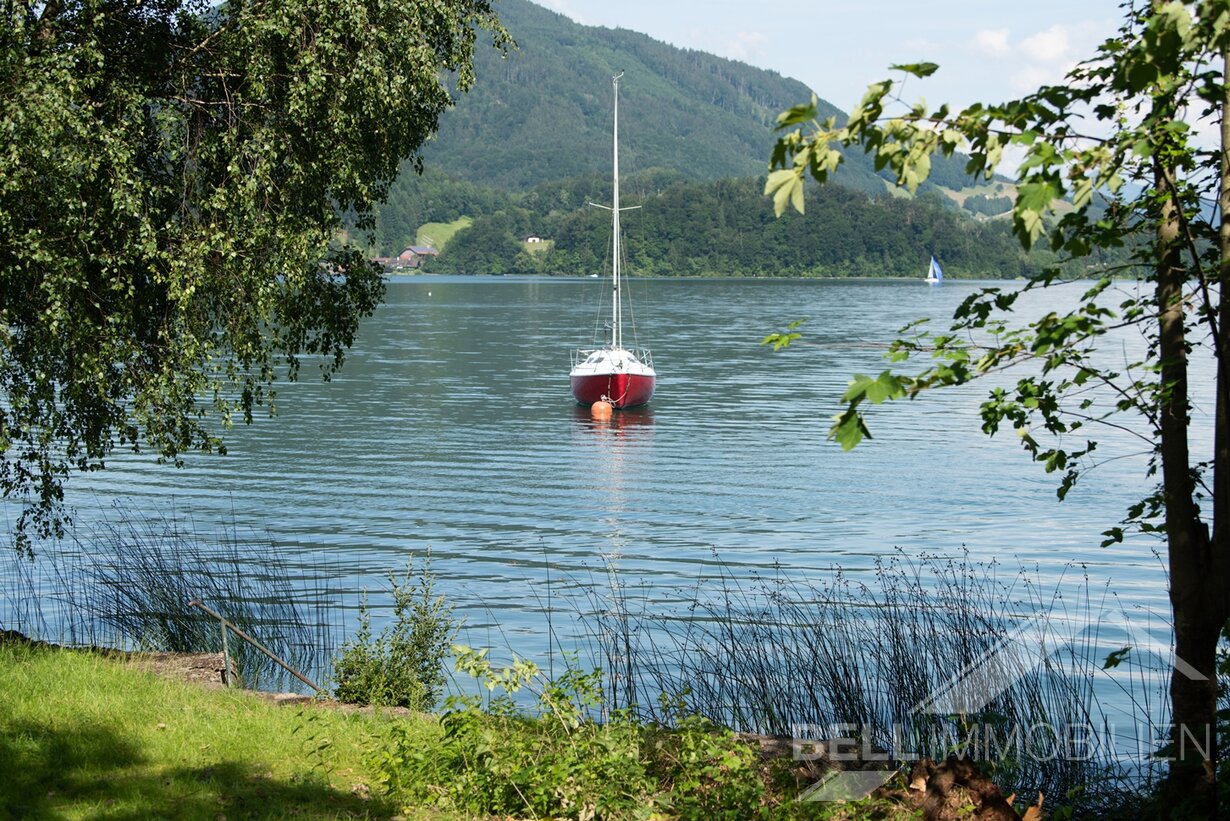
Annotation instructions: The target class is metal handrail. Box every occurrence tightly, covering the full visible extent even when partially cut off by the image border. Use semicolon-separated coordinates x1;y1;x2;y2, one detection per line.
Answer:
187;599;324;694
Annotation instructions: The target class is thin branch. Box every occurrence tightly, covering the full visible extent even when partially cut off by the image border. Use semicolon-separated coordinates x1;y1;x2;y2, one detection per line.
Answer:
1079;447;1162;475
1056;410;1158;448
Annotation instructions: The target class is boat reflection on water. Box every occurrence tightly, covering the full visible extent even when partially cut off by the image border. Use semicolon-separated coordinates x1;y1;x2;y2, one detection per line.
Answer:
570;405;655;561
570;404;655;433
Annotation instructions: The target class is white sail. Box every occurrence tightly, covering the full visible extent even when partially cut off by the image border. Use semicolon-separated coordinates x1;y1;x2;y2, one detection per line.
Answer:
926;255;943;283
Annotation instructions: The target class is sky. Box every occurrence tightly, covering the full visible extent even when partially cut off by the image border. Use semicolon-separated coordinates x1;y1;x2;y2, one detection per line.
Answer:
535;0;1126;114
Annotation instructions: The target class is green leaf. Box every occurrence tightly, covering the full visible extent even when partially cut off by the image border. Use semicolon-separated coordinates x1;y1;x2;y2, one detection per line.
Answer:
776;96;818;128
1103;646;1132;669
863;370;908;404
841;373;876;403
789;173;805;214
761;330;802;351
829;409;872;451
1015;177;1064;214
1014;208;1046;248
764;169;805;216
761;320;806;351
890;62;940;78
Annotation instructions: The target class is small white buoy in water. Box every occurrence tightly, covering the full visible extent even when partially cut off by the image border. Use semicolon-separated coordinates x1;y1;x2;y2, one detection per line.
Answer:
427;291;432;297
591;400;613;420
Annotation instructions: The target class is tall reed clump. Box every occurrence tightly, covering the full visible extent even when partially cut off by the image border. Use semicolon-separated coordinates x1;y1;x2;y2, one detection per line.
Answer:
1;512;340;692
580;551;1168;817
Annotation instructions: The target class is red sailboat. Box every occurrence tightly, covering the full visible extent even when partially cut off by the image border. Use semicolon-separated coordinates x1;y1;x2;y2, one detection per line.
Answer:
570;73;656;409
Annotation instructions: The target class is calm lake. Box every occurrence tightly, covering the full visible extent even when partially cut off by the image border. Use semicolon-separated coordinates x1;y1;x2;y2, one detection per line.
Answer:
8;276;1203;667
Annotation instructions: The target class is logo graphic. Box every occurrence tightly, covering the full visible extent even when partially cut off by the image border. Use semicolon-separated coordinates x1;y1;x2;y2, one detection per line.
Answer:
796;608;1207;804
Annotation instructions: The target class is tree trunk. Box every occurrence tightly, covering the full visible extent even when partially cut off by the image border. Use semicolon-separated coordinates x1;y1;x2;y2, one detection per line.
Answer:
1198;42;1230;818
1155;82;1221;812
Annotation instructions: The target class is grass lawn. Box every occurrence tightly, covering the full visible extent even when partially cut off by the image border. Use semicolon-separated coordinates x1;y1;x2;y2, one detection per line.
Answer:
0;641;435;820
415;217;472;251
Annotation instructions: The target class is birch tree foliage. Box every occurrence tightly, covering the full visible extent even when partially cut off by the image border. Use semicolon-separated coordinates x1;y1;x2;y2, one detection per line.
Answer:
767;1;1228;806
0;0;509;550
767;0;1222;525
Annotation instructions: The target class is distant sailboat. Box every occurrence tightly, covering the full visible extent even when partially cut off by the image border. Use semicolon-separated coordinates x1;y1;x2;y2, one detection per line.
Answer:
926;255;943;284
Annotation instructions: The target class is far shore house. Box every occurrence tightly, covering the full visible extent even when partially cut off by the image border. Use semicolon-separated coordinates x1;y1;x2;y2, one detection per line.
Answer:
374;245;440;272
522;234;544;244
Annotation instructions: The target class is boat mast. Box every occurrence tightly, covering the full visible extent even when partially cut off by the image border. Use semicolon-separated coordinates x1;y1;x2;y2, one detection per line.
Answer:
611;72;622;351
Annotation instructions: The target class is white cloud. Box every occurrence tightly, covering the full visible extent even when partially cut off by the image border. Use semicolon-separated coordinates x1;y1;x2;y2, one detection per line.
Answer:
1020;24;1072;64
963;23;1096;92
725;30;769;63
1012;64;1060;93
973;28;1011;58
541;0;588;24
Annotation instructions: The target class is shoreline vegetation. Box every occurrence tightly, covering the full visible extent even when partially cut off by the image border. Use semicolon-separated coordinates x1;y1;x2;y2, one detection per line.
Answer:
0;634;1039;820
381;271;1062;280
3;514;1218;818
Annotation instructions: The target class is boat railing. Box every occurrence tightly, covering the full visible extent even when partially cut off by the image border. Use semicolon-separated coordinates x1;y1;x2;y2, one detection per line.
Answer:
570;348;654;369
570;348;593;369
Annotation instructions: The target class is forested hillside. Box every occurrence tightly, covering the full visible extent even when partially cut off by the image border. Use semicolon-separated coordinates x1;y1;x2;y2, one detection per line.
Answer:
373;167;509;254
426;175;1072;278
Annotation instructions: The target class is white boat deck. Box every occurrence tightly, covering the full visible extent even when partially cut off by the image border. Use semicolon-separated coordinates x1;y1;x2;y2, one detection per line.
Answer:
570;347;655;377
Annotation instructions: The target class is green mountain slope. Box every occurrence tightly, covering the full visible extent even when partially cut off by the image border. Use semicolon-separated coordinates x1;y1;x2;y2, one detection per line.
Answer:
421;0;902;194
363;0;1039;271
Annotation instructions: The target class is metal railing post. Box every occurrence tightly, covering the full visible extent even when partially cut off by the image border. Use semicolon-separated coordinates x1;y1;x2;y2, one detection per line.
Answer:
187;599;324;695
220;616;231;687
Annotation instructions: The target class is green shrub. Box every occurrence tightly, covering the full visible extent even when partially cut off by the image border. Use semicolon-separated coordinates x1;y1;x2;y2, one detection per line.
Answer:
647;716;767;819
331;557;457;710
371;646;802;820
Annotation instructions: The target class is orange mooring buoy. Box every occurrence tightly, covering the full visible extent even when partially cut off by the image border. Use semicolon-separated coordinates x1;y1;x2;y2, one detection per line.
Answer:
591;400;614;420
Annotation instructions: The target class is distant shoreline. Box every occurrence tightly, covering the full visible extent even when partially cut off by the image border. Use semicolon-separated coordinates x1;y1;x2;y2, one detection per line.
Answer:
384;272;1038;283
